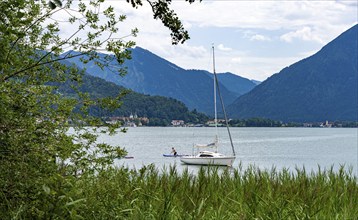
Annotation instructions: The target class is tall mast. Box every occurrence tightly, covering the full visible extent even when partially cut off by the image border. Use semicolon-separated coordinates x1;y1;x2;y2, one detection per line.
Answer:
212;45;236;156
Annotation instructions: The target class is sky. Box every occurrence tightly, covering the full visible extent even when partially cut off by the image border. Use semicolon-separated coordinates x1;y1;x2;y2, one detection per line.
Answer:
58;0;358;81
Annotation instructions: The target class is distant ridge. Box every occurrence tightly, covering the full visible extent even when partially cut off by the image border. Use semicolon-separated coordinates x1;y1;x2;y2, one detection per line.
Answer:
227;24;358;122
207;72;258;97
62;47;257;115
250;80;261;85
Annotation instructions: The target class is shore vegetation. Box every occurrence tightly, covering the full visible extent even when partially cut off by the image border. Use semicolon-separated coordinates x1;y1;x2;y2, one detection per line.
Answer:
3;164;357;219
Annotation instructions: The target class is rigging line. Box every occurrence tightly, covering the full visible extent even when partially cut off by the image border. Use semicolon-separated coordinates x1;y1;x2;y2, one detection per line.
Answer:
212;45;236;156
212;43;218;150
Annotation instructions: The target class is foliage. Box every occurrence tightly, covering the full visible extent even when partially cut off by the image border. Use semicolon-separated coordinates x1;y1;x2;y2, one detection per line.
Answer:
7;164;356;219
0;0;199;217
91;165;357;219
336;121;358;127
229;118;358;127
229;118;283;127
49;0;201;45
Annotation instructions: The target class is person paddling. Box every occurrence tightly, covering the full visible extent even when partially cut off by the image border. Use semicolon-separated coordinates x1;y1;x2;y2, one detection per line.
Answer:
171;147;177;156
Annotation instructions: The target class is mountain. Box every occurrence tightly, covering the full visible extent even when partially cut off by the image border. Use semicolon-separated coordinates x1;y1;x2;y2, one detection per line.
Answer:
206;72;257;97
227;24;358;122
62;47;256;115
250;80;261;85
56;72;209;125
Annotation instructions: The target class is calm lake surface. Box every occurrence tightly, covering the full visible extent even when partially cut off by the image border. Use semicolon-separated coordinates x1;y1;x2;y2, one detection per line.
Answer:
96;127;358;175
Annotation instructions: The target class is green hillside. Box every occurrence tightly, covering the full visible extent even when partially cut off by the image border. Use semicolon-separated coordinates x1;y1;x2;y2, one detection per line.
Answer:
57;74;208;126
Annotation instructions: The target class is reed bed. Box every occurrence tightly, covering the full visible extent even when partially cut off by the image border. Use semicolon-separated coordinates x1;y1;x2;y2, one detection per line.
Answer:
71;164;357;219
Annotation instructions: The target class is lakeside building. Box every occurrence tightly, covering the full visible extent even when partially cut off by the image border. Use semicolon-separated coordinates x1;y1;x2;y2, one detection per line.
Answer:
171;120;185;127
106;115;149;127
303;123;313;127
206;119;225;127
320;120;332;128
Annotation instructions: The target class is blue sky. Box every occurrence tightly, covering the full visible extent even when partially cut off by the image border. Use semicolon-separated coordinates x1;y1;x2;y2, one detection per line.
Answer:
57;0;358;81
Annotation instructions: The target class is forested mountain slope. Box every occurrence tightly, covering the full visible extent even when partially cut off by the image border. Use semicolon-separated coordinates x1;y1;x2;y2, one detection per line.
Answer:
227;25;358;122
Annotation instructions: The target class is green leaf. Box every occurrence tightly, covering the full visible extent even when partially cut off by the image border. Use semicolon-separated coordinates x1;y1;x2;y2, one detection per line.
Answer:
54;0;62;7
65;198;86;207
43;185;51;195
48;1;56;9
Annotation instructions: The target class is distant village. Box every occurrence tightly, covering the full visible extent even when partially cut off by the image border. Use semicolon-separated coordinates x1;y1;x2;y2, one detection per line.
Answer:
105;113;226;127
106;113;149;127
105;114;357;128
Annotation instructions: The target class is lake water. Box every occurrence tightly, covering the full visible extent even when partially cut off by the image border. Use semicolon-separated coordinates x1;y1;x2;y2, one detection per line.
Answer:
96;127;358;176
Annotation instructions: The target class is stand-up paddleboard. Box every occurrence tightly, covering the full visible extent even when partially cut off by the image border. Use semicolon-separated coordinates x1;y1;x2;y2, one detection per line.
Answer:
162;154;187;157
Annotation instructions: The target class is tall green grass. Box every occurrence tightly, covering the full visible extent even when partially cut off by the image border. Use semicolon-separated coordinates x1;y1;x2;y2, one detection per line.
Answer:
69;165;357;219
3;164;356;219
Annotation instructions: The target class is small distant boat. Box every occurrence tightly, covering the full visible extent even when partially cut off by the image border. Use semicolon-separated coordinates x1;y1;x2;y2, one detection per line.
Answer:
180;45;236;167
163;154;188;157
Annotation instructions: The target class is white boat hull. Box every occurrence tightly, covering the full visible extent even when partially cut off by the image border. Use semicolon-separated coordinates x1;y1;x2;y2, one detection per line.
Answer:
180;155;236;166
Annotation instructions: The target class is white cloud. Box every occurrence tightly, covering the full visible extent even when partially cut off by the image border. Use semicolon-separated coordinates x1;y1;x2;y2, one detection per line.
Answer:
173;1;351;27
250;34;271;42
231;57;242;63
217;44;232;52
280;27;324;43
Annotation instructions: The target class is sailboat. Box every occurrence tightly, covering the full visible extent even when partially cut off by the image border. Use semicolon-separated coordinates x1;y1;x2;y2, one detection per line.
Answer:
180;46;236;166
